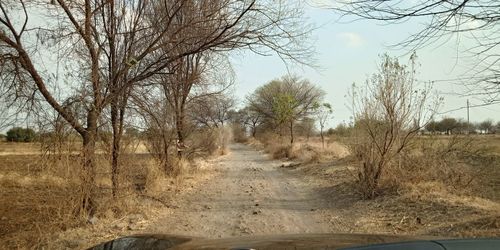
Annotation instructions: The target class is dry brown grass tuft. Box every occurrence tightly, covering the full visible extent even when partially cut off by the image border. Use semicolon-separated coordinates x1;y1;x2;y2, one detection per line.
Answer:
0;155;84;248
377;135;497;198
253;135;349;163
0;141;161;248
246;137;264;149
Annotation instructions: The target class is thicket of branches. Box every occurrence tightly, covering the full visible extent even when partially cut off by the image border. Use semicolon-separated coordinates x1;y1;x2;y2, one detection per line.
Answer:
234;75;326;145
245;76;325;144
0;0;313;217
350;54;439;198
331;0;500;103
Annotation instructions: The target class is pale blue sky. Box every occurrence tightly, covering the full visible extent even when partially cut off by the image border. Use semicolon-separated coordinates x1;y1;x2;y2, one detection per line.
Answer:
230;4;500;128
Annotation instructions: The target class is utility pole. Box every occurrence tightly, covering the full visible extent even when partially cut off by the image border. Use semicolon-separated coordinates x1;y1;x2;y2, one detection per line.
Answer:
467;99;470;124
467;99;470;134
351;83;355;126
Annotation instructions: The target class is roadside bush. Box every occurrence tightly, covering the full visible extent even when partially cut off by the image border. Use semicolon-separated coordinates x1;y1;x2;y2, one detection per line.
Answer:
232;123;248;143
185;126;232;158
271;144;297;159
349;54;438;199
329;123;352;137
6;127;36;142
143;126;176;175
374;135;491;200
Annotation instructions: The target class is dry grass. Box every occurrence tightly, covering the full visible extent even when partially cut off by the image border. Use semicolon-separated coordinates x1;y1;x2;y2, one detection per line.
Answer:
0;142;42;155
0;147;143;248
0;129;227;249
381;135;499;199
248;132;500;237
0;153;84;248
289;134;500;237
252;134;349;164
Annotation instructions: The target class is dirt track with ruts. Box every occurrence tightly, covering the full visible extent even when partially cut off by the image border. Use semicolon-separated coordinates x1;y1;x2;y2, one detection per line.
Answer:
147;143;335;237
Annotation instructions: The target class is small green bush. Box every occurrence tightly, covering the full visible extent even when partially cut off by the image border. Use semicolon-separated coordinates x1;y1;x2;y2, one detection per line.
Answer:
6;127;36;142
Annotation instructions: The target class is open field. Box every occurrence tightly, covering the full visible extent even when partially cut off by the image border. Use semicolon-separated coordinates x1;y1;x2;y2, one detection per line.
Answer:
0;139;170;248
416;134;500;156
248;134;500;236
0;142;42;156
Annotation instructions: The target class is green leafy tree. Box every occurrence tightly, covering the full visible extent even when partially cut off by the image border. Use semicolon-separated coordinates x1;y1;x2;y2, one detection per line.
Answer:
273;93;298;143
248;76;325;144
6;127;36;142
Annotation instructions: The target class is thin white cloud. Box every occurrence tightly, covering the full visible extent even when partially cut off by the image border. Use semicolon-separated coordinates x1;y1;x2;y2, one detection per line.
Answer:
337;32;365;48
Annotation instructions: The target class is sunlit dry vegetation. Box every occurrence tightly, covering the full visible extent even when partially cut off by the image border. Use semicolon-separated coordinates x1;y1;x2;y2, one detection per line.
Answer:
0;0;312;247
238;54;499;237
1;0;499;248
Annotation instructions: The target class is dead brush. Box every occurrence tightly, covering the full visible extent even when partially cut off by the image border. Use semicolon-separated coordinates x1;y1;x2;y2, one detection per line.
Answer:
141;158;165;195
381;135;489;197
0;156;84;249
170;157;191;177
296;144;323;163
184;129;220;158
347;54;439;199
270;144;298;160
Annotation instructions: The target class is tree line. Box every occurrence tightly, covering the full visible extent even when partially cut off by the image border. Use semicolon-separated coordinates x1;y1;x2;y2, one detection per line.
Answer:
330;117;500;136
425;118;499;135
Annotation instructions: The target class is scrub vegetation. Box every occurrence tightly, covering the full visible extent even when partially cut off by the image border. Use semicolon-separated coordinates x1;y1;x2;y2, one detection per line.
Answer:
1;0;499;248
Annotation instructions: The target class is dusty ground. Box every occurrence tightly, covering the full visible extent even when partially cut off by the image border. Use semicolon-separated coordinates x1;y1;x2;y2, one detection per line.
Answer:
147;143;332;237
126;142;498;239
143;143;499;239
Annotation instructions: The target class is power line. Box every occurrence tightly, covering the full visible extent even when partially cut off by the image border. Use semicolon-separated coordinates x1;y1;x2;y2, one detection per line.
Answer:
437;100;500;115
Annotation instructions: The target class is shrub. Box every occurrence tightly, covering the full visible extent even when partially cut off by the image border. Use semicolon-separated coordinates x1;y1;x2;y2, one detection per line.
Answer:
271;144;297;159
381;135;485;197
349;54;437;199
6;127;36;142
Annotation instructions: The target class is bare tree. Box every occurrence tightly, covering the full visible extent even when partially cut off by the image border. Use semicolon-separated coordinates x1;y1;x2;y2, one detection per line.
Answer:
1;0;313;213
313;102;333;148
190;93;236;129
239;107;263;138
350;53;439;199
0;0;209;209
478;119;494;134
146;0;313;158
331;0;500;103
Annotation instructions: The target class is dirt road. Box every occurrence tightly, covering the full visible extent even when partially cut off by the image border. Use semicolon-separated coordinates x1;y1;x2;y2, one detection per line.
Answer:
147;144;332;238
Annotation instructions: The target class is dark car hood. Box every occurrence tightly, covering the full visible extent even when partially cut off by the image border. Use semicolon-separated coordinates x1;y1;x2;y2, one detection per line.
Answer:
89;233;499;250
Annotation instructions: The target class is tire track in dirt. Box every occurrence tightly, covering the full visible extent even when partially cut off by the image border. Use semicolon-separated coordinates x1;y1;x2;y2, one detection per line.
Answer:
147;143;331;238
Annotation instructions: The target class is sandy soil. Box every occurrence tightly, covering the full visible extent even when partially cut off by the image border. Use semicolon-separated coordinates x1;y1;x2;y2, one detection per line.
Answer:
146;143;333;237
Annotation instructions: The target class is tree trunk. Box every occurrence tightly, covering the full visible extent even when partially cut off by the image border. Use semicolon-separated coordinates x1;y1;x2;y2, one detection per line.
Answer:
81;129;97;217
110;95;127;198
289;121;294;144
110;104;120;198
162;133;170;173
175;106;185;158
320;127;325;149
